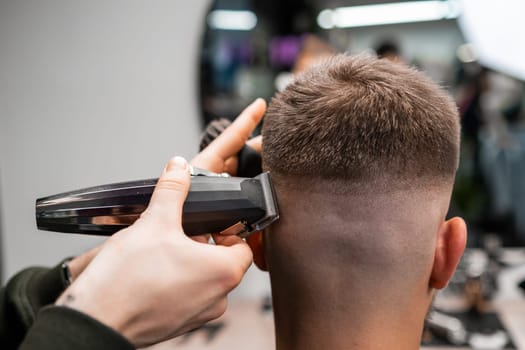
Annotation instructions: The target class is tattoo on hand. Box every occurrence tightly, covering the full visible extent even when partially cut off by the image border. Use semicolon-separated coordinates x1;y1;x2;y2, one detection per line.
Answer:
57;293;76;306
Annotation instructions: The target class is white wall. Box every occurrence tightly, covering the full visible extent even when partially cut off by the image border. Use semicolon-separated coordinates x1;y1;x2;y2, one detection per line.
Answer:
0;0;211;280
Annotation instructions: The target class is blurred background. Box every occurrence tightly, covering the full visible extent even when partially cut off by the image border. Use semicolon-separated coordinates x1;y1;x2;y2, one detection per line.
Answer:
1;0;525;348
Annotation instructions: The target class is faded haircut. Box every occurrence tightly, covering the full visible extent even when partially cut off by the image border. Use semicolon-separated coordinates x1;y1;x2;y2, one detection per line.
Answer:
262;54;460;192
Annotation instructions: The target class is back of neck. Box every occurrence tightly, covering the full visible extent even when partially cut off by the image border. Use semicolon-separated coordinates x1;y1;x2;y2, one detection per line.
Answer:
270;281;426;350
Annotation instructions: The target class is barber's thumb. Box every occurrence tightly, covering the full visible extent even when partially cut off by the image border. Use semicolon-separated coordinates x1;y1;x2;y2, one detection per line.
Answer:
146;156;190;226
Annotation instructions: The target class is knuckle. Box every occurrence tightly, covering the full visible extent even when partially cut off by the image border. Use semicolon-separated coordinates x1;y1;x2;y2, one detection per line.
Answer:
217;298;228;315
210;299;228;320
220;264;244;290
156;177;187;192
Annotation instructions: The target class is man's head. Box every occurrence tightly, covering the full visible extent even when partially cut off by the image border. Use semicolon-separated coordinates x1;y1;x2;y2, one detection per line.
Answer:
264;53;459;188
247;54;466;347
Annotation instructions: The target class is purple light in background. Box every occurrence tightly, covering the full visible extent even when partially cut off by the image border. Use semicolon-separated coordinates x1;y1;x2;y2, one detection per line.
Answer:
269;35;303;68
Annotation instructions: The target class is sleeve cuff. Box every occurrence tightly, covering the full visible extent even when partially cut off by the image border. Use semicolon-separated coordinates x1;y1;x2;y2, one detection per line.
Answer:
19;306;134;350
5;260;72;326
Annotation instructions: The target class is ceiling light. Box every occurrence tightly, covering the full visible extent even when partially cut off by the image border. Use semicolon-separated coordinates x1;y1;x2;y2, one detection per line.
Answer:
317;1;461;29
208;10;257;31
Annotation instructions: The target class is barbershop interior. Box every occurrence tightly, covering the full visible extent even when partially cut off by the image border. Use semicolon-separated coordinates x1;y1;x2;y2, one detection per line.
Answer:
1;0;525;349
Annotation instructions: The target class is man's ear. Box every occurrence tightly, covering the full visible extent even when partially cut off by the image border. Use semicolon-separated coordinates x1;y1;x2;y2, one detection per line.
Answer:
246;231;268;271
430;217;467;289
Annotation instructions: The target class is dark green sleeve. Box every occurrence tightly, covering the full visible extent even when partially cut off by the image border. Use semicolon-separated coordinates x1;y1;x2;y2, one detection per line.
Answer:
0;262;69;349
19;306;134;350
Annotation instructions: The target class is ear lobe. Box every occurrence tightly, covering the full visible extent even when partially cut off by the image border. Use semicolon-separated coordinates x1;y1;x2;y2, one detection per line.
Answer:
430;217;467;289
246;231;268;271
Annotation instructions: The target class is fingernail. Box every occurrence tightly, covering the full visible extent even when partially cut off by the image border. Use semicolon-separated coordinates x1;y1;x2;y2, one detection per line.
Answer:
166;156;187;172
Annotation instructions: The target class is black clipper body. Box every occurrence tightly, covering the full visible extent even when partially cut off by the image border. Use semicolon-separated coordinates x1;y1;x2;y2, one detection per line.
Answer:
36;169;278;237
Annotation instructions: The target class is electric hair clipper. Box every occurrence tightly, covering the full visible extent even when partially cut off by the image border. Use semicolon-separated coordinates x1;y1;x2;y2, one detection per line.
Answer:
36;167;278;237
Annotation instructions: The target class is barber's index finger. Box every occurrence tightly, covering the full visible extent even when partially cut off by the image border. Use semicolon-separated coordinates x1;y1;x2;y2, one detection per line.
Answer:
204;98;266;160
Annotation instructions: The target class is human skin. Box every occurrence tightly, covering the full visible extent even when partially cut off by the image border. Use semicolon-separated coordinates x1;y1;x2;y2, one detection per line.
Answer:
55;98;267;347
249;185;466;350
66;97;266;276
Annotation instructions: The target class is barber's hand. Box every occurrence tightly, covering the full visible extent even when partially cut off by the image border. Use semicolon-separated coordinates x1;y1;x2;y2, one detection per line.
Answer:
55;156;253;347
66;245;103;282
63;98;265;282
191;98;265;175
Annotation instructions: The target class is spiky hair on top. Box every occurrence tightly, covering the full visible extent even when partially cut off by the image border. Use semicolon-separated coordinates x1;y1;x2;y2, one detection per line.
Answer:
262;54;460;191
